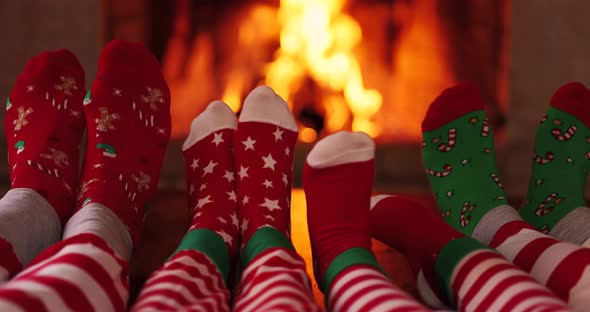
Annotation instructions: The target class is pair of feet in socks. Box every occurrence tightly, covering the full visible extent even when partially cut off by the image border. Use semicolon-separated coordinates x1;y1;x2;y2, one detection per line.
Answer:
6;40;171;257
179;86;299;282
422;82;590;243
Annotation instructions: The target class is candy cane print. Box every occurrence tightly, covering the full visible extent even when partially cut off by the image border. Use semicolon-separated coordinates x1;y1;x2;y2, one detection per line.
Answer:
540;225;551;234
532;151;554;164
426;164;452;177
481;117;489;137
437;129;456;152
552;125;577;141
540;114;547;124
460;201;476;228
585;152;590;160
490;173;503;188
535;193;559;216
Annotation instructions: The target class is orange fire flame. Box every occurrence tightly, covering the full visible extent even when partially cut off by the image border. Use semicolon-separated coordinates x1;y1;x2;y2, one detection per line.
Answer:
164;0;455;142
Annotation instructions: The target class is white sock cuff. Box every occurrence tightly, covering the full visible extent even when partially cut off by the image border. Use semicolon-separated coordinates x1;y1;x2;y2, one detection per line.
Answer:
306;131;375;169
370;195;394;211
471;205;521;245
549;207;590;245
183;100;237;151
0;188;62;265
63;203;133;260
239;85;298;132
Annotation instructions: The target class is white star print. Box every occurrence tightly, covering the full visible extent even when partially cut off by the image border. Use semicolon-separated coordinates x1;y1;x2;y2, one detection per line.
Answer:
262;153;277;171
266;215;275;221
190;159;199;170
241;219;249;233
231;213;239;228
212;132;224;146
282;173;289;186
242;195;250;205
238;165;249;180
196;195;213;209
189;184;195;195
157;128;166;135
227;190;237;202
26;85;35;93
242;136;256;151
200;183;207;191
218;217;227;224
93;163;104;169
202;160;217;176
273;127;284;141
262;179;273;188
217;230;232;246
223;170;235;183
113;88;122;96
260;198;281;211
285;147;290;156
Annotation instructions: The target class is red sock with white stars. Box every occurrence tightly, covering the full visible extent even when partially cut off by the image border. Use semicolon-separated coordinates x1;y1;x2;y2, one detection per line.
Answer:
75;40;171;246
304;131;430;311
7;49;85;222
1;49;85;275
133;100;237;311
233;86;299;259
232;86;319;312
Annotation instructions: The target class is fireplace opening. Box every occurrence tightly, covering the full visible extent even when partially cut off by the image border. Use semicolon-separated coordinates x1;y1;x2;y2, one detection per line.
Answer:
143;0;508;145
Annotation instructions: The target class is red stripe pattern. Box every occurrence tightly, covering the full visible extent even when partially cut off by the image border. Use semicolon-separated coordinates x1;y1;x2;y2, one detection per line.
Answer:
490;220;590;309
0;236;22;281
451;249;570;312
0;233;128;312
327;265;430;312
132;250;230;312
233;248;320;312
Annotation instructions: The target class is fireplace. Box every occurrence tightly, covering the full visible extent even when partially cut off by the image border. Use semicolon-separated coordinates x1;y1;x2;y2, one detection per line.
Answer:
102;0;511;302
104;0;509;190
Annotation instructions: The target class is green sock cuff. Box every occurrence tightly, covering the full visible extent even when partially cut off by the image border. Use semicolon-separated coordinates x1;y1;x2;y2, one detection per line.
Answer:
320;248;384;294
173;228;230;282
241;226;294;268
435;237;492;303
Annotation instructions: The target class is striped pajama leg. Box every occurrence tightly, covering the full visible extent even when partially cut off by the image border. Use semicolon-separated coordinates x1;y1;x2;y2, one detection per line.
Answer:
233;247;321;312
327;265;430;312
132;250;230;312
0;233;128;312
490;220;590;309
448;248;570;311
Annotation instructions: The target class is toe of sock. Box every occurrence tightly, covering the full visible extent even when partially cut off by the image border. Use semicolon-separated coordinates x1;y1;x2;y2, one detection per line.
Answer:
550;82;590;128
12;49;85;100
239;85;298;132
422;82;484;132
306;131;375;168
183;100;237;151
98;40;161;75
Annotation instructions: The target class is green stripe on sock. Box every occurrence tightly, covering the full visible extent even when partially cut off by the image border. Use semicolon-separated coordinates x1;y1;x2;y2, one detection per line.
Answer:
172;228;230;282
321;248;383;294
435;237;492;303
241;226;294;267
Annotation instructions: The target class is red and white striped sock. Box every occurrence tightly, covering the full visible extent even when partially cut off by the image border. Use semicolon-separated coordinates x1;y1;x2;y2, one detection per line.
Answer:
369;195;571;312
132;250;230;312
133;100;239;311
486;217;590;310
233;248;320;312
0;233;129;312
304;132;430;312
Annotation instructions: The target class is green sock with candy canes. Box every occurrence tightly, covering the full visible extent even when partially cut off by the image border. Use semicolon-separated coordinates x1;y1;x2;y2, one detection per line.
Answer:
421;83;507;235
521;82;590;245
